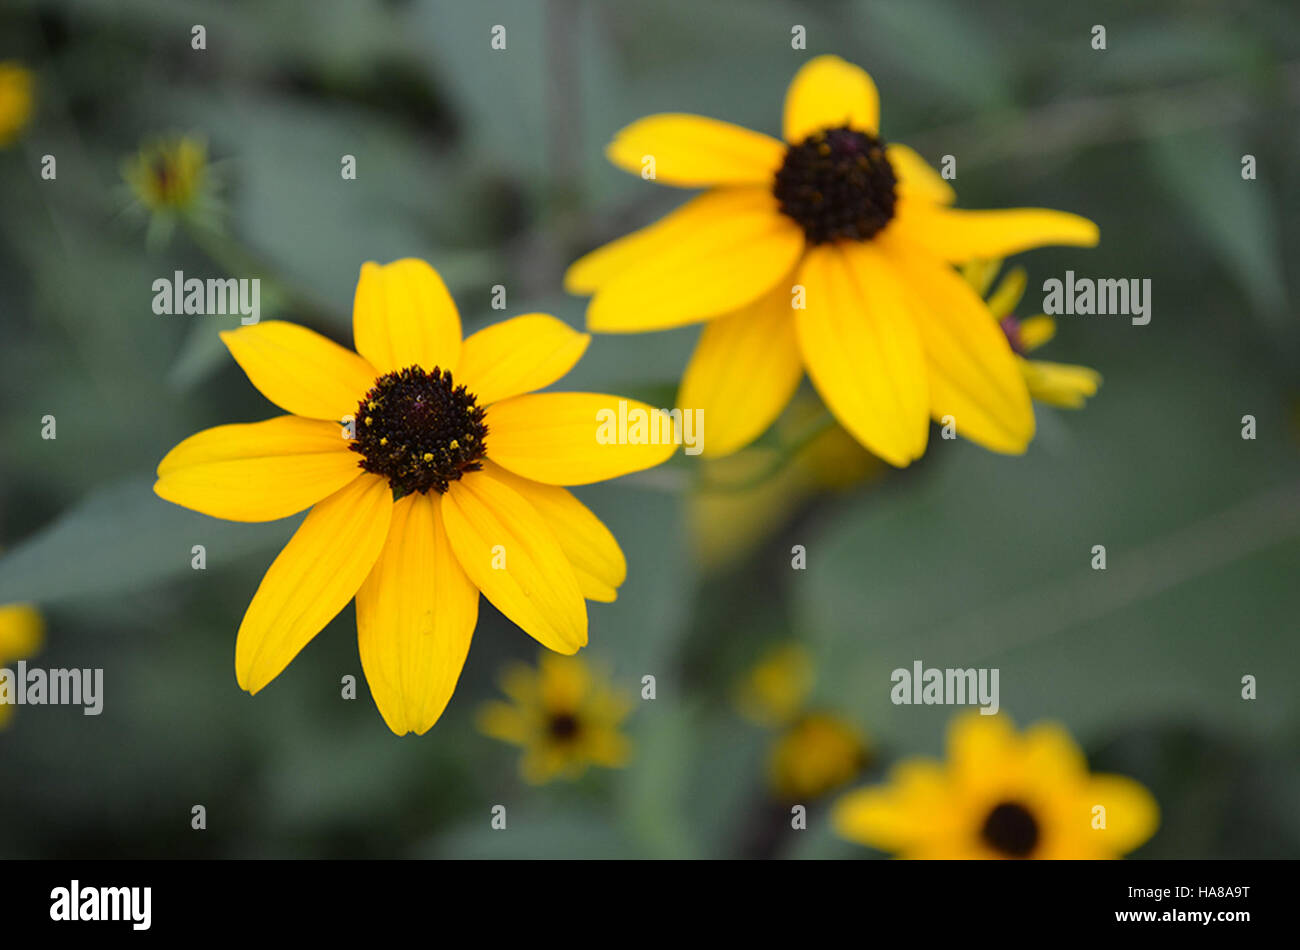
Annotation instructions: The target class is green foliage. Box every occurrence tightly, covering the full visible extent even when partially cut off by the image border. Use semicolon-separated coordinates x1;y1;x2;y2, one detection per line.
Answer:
1;0;1297;859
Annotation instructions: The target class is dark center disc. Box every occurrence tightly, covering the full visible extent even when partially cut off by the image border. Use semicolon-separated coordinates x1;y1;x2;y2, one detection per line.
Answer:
981;801;1040;858
774;125;898;244
349;366;488;496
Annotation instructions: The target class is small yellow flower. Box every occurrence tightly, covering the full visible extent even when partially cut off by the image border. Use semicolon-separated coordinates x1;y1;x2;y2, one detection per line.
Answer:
834;712;1158;859
478;652;632;784
0;602;44;728
769;712;870;801
734;642;815;727
566;55;1099;464
123;136;211;214
154;258;676;736
0;62;34;148
962;259;1102;409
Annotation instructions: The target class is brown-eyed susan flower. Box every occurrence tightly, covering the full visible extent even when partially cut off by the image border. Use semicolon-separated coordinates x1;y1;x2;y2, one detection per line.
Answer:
769;712;871;801
0;62;34;148
734;641;816;728
154;258;675;736
963;259;1102;409
0;602;43;728
478;652;631;783
566;55;1099;464
833;712;1158;859
735;643;870;799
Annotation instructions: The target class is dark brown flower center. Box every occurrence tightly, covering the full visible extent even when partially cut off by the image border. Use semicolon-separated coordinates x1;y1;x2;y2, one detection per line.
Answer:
981;801;1040;858
349;366;487;497
548;712;581;741
774;125;898;244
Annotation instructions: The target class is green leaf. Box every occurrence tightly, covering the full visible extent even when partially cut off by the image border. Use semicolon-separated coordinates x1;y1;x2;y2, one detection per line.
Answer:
0;477;297;605
1145;132;1287;332
795;334;1300;754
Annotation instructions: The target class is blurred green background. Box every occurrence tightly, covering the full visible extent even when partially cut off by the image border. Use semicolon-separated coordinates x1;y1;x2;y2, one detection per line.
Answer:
1;0;1298;858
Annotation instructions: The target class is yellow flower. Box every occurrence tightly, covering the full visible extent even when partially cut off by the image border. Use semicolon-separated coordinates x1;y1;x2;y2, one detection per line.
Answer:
123;136;210;214
962;259;1102;409
154;258;676;736
734;642;815;727
566;55;1099;464
833;713;1158;859
478;652;632;783
0;602;44;728
0;62;34;148
769;712;870;801
734;643;869;800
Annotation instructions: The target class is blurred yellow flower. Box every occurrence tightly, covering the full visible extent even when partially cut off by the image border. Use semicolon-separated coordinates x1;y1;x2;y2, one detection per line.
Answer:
769;712;870;801
0;602;44;728
735;643;870;800
478;652;632;784
123;136;210;213
834;712;1158;859
734;642;815;727
567;54;1099;464
962;259;1102;410
154;258;675;736
0;62;34;148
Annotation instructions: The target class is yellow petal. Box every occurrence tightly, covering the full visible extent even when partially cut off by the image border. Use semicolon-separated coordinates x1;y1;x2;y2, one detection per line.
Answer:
884;241;1035;454
1021;358;1101;409
485;462;626;602
0;63;34;148
0;603;43;660
537;652;591;709
356;493;479;736
986;265;1028;320
892;202;1100;262
1016;315;1056;351
960;258;1002;298
569;185;790;293
221;321;377;421
456;313;590;406
155;416;360;522
1020;721;1089;784
235;474;392;694
584;188;805;332
794;242;929;467
477;700;530;744
584;726;633;769
605;113;786;188
566;190;745;295
352;258;462;375
1081;774;1160;855
499;661;541;707
677;282;803;457
833;760;958;853
887;143;955;205
783;55;880;142
947;712;1018;796
485;392;680;485
441;470;587;653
